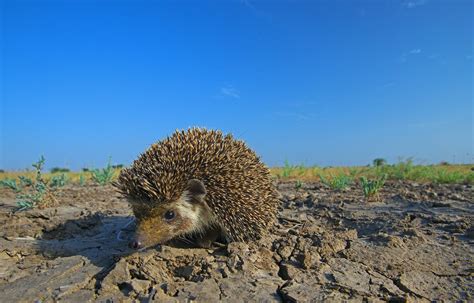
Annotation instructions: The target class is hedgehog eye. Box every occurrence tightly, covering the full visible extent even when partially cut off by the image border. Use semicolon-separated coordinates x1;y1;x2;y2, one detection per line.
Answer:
164;210;175;221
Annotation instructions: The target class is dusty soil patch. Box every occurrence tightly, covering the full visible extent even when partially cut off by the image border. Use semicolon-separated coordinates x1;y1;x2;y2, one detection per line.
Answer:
0;181;472;302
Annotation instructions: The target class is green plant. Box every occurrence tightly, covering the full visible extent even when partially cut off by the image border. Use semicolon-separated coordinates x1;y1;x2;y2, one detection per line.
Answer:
319;174;353;190
18;176;33;187
16;182;48;211
0;178;20;192
280;160;294;178
15;156;56;211
389;158;414;180
90;158;115;185
79;174;86;186
33;155;46;174
50;167;70;173
360;174;387;201
50;173;68;187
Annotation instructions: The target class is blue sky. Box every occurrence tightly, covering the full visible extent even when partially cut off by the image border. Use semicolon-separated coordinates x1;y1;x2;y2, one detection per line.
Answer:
1;0;472;170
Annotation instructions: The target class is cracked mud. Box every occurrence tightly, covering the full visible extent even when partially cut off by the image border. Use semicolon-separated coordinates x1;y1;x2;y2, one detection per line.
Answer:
0;181;473;302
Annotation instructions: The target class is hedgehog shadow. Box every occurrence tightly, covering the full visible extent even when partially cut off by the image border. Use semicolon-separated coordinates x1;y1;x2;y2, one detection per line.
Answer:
36;214;139;268
35;214;223;268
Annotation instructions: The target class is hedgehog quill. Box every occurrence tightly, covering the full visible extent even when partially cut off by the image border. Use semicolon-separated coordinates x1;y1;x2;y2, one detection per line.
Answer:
114;128;279;249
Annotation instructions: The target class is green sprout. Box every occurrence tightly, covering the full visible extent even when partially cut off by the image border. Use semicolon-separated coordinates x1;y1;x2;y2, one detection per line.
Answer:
360;174;387;202
319;174;353;190
90;157;115;185
0;178;21;192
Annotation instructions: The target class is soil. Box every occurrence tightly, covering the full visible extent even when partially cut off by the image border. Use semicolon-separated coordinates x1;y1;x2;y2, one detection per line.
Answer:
0;181;472;302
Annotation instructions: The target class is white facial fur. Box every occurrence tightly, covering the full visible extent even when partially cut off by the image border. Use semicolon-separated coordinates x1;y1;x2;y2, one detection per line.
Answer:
174;190;217;236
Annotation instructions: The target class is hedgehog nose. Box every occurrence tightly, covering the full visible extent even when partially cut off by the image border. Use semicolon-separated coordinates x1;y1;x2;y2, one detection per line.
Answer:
129;240;142;249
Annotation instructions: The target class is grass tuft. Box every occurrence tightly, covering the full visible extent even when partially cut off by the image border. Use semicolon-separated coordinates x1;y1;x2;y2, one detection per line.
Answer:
319;174;353;190
360;174;387;202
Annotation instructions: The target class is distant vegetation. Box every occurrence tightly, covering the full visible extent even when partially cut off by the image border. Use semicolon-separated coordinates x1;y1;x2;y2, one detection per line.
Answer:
1;158;473;194
272;158;473;184
0;157;124;210
372;158;387;167
50;167;70;173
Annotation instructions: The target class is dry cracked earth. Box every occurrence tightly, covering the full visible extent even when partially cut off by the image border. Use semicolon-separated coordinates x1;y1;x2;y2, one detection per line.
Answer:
0;180;473;302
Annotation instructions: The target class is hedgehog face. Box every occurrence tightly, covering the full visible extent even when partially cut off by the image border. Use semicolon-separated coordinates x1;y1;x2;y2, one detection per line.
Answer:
131;179;214;249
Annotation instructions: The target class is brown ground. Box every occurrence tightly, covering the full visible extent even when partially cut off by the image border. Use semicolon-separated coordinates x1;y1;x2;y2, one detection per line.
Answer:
0;181;472;302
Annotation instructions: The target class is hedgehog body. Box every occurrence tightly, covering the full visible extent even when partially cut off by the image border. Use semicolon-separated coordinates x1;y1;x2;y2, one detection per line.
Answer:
115;128;279;248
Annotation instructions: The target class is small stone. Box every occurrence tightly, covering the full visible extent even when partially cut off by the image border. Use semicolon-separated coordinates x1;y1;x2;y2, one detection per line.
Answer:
129;278;151;294
277;245;293;260
297;249;320;269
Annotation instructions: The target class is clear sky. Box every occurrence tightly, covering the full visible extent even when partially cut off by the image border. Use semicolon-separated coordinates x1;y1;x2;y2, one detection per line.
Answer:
1;0;473;170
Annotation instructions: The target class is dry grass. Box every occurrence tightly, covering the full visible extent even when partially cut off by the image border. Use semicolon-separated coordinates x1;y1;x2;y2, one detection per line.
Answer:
1;163;473;185
270;163;474;183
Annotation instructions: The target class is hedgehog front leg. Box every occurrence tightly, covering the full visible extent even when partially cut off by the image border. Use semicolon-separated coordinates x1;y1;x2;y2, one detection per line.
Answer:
195;225;222;248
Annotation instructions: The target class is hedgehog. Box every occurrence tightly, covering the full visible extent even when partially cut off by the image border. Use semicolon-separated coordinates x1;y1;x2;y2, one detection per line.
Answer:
114;128;279;249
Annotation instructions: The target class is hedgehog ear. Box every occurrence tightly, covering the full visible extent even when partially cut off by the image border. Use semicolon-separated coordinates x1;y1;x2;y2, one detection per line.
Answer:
187;179;207;201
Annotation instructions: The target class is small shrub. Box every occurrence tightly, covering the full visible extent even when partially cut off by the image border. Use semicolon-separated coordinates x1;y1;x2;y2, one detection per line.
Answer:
379;158;414;180
90;158;115;185
16;156;57;211
17;182;48;211
373;158;387;167
50;173;68;187
360;174;387;202
112;164;124;169
18;176;33;187
50;167;70;173
82;168;90;172
79;174;86;186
